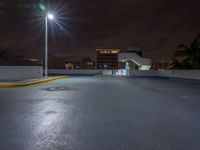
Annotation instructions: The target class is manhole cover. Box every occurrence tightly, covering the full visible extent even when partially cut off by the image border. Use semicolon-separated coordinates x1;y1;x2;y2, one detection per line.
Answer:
42;86;72;91
45;111;57;115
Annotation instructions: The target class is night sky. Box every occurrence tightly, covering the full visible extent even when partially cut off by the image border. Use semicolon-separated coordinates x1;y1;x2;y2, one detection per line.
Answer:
0;0;200;62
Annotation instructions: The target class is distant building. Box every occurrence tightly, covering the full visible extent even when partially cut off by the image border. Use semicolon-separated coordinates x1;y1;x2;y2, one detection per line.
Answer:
151;61;170;70
49;57;66;69
0;49;41;66
73;61;81;69
65;60;81;70
118;47;152;70
96;48;120;69
81;58;95;69
65;62;74;70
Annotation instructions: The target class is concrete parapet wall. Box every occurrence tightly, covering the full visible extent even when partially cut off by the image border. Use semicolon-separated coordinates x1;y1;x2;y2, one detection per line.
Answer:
132;70;200;80
49;69;102;75
1;67;198;81
0;66;43;81
52;69;200;80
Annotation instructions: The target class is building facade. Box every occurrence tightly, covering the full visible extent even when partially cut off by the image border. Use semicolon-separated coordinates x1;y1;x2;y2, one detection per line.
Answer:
96;48;120;69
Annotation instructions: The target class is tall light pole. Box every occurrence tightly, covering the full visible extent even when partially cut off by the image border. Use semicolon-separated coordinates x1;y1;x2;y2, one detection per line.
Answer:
44;13;54;78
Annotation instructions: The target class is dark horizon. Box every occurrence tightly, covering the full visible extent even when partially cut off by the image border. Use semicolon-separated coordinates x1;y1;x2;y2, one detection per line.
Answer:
0;0;200;62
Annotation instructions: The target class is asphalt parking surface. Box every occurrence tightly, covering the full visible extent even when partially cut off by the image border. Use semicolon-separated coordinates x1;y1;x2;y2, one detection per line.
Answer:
0;76;200;150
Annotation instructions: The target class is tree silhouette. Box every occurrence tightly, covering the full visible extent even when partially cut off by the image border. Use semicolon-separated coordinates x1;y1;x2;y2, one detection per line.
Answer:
171;34;200;69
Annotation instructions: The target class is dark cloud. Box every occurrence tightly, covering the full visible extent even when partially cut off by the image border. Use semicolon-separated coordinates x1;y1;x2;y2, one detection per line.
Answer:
0;0;200;61
156;37;170;46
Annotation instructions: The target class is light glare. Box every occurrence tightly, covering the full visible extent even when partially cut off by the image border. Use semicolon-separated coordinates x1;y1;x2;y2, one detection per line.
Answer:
47;13;54;20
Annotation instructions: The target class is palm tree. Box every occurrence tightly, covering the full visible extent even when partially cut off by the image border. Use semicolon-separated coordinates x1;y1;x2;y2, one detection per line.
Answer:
171;34;200;69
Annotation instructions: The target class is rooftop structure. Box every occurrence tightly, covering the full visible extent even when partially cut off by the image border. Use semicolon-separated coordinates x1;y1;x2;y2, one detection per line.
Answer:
118;47;152;70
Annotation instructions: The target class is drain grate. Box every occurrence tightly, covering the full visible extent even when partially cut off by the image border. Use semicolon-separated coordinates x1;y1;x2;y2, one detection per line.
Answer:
42;86;72;91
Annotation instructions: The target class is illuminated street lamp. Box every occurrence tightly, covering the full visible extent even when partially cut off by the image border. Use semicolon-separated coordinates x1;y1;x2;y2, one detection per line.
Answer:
47;13;54;20
44;13;54;77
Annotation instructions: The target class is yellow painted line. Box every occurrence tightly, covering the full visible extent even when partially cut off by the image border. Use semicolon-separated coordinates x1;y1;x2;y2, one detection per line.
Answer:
0;76;69;88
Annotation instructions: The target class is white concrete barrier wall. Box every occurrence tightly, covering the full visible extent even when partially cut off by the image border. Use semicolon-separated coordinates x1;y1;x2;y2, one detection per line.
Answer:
172;70;200;80
49;69;102;75
102;70;113;75
50;69;200;80
157;70;175;78
131;70;158;77
0;66;43;81
1;66;198;81
132;70;200;80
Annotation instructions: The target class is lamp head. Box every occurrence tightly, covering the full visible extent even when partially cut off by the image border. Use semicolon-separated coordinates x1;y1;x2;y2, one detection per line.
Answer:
47;13;54;20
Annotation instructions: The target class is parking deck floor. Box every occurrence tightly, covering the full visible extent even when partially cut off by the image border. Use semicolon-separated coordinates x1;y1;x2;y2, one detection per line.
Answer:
0;77;200;150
